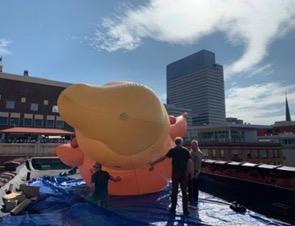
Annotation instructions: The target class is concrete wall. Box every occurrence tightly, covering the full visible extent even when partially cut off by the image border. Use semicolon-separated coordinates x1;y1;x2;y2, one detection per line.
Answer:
0;143;58;157
244;130;258;143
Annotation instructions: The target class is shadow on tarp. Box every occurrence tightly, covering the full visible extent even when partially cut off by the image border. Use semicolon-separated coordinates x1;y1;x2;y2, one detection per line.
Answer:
0;176;291;226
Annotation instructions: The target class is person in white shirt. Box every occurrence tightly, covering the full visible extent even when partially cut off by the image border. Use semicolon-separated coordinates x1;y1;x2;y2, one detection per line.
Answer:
187;139;203;201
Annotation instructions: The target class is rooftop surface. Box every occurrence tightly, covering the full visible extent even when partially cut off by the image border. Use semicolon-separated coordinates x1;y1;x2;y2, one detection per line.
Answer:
0;72;71;88
0;176;290;226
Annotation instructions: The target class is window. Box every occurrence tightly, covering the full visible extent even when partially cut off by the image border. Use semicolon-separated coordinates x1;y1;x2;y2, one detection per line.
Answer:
31;103;38;111
46;120;54;128
276;150;280;158
21;97;26;103
232;150;240;161
56;120;64;129
257;150;260;158
52;105;59;113
260;150;268;158
247;151;251;159
203;149;209;157
34;119;43;127
23;118;33;127
0;116;8;125
212;149;216;158
216;149;221;158
9;117;19;126
220;149;225;158
43;100;48;105
272;149;276;158
6;100;15;109
251;150;258;158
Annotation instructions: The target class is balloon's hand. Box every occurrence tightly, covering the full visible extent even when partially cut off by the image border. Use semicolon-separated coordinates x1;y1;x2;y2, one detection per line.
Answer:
148;162;154;171
115;176;122;182
182;112;188;118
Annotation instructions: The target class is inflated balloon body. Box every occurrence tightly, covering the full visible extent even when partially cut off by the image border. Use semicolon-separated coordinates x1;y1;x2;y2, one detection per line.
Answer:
55;82;187;195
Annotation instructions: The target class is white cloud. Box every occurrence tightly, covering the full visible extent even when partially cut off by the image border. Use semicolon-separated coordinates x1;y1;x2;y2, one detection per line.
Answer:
0;39;10;55
247;64;273;77
226;83;295;124
94;0;295;78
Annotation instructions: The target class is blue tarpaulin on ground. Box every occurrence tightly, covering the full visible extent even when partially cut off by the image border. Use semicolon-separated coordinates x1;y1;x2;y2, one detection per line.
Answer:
0;176;291;226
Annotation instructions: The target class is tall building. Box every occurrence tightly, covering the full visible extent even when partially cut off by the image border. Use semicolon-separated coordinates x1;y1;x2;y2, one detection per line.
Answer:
167;49;226;126
226;117;244;125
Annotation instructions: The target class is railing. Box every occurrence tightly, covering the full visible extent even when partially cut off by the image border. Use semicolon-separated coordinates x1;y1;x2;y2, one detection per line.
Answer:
0;139;68;144
0;143;60;157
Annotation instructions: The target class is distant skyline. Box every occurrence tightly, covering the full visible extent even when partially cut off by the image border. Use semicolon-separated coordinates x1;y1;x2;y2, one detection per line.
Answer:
0;0;295;124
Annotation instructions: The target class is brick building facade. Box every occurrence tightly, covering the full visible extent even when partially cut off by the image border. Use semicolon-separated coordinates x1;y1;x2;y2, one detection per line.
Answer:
0;72;72;131
200;143;283;165
258;122;295;136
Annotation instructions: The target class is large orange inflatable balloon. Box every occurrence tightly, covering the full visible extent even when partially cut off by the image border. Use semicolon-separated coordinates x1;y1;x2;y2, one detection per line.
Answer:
55;82;187;195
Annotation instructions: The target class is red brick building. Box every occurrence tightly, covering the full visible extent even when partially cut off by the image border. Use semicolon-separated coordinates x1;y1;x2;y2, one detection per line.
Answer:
200;143;282;165
258;121;295;136
0;71;72;131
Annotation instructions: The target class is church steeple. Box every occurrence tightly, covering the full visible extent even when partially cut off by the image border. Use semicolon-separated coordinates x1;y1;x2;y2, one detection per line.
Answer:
286;94;291;122
0;56;3;73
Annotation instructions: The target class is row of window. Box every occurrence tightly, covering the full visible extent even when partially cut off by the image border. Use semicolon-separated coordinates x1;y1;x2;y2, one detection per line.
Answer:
4;100;58;113
281;139;295;145
203;149;225;158
0;116;64;128
202;149;280;159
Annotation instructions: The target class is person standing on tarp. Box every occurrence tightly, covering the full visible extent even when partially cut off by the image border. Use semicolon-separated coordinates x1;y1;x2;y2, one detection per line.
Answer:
187;139;203;201
149;137;191;215
90;163;121;207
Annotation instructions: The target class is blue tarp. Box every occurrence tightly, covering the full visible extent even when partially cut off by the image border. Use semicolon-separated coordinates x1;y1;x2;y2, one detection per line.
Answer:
0;176;291;226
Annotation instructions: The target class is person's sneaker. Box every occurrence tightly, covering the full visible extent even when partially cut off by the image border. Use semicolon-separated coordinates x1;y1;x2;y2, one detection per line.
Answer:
183;210;190;215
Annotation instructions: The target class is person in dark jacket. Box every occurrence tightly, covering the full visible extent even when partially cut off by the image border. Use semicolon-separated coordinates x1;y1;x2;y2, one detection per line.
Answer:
90;162;121;207
149;137;191;215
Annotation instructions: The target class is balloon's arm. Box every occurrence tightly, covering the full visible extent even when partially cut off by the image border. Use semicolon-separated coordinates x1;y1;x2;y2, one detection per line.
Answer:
54;144;84;167
169;113;188;139
110;175;122;182
149;155;167;171
79;156;96;185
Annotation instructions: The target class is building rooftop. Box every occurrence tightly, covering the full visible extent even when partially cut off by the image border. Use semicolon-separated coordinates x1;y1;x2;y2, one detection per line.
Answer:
0;127;73;135
190;123;271;130
273;121;295;127
258;133;295;139
166;49;222;80
0;72;71;88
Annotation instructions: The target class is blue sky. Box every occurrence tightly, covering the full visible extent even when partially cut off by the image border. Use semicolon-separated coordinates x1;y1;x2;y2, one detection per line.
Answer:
1;0;295;124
